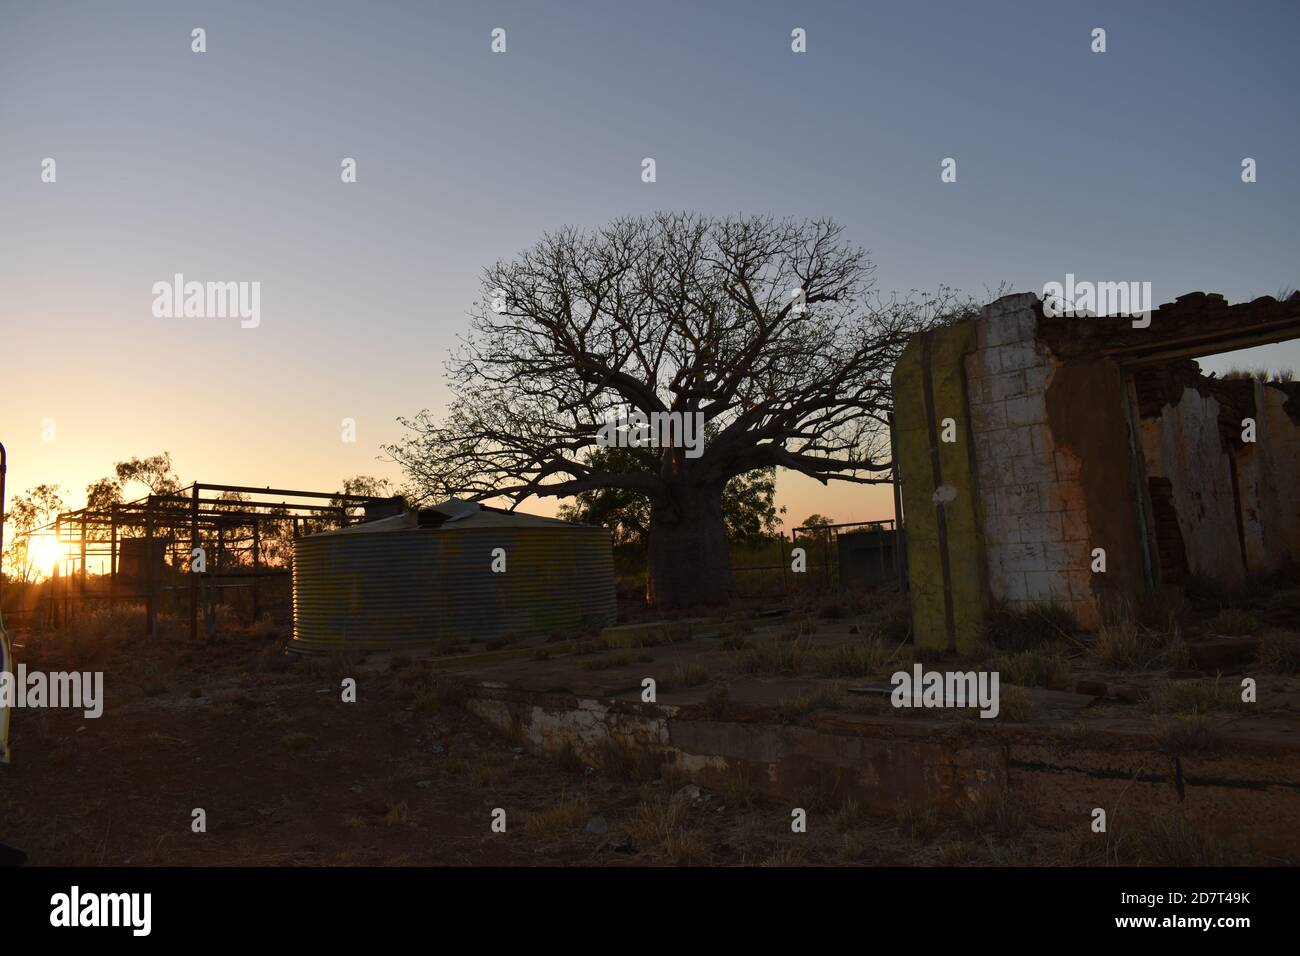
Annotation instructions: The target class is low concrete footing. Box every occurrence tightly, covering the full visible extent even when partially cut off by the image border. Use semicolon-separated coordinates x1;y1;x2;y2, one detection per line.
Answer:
461;681;1300;859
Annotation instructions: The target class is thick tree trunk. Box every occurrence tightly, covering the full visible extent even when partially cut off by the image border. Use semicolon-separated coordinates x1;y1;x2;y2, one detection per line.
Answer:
646;486;733;609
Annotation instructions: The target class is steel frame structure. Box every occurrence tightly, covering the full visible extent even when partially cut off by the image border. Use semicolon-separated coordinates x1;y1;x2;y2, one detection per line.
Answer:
30;482;397;639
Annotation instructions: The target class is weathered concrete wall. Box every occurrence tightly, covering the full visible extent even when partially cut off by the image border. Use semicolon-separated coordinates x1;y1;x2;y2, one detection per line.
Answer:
1136;386;1245;584
1045;359;1150;620
894;293;1115;639
467;683;1004;818
893;290;1300;636
892;322;986;652
1239;381;1300;571
461;680;1300;857
965;295;1102;628
1133;367;1300;583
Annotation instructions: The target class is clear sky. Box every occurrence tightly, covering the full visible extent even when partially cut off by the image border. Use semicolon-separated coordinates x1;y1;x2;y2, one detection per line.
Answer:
2;0;1297;537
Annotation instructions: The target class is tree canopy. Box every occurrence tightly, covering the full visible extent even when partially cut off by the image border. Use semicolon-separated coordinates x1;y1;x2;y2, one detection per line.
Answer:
387;213;971;606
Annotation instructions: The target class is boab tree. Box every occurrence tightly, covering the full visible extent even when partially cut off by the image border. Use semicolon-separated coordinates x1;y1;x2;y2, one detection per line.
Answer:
388;213;960;609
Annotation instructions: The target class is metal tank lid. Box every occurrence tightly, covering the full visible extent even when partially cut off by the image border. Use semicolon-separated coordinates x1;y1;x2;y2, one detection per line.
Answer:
306;498;594;536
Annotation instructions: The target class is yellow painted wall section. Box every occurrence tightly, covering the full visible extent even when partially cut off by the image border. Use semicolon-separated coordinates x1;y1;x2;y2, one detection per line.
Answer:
892;322;987;652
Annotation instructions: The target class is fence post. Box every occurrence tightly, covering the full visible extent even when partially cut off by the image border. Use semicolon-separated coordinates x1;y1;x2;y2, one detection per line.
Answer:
778;533;788;594
824;526;832;590
145;496;157;637
889;411;906;591
109;504;118;601
252;518;261;622
190;485;200;640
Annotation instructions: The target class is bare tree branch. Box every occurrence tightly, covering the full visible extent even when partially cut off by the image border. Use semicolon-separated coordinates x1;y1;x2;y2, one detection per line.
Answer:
386;213;974;506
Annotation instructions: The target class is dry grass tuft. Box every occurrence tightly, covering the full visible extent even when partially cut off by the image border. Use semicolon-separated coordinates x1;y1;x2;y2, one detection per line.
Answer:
627;791;698;860
1142;676;1246;716
980;602;1076;652
1257;631;1300;674
595;736;665;784
961;787;1028;838
524;792;590;836
1117;812;1252;866
988;647;1069;689
895;799;940;841
1154;714;1223;756
1090;616;1186;671
1210;608;1260;636
996;684;1033;721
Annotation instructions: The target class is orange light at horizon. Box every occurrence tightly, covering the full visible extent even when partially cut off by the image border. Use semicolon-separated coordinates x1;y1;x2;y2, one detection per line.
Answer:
27;534;63;579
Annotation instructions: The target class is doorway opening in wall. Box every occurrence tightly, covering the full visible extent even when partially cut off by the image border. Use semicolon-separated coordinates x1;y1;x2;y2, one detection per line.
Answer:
1124;340;1300;624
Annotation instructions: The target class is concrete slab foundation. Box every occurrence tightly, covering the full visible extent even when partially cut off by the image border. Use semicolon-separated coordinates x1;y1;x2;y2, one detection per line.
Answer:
458;677;1300;859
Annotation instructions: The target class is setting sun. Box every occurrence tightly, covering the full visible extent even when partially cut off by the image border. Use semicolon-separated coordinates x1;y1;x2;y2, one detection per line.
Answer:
26;534;62;579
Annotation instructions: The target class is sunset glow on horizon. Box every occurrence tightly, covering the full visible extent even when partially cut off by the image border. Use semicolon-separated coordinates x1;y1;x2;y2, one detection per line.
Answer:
2;0;1296;558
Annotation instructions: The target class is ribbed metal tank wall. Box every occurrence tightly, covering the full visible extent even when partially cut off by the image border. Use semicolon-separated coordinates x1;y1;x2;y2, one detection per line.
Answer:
291;525;616;650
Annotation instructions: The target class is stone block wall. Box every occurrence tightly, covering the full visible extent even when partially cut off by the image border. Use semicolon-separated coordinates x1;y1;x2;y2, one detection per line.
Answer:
963;295;1100;628
1133;367;1300;583
894;289;1300;649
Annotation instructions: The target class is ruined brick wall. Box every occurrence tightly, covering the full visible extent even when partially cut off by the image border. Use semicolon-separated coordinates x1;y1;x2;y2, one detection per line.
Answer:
1134;368;1300;582
1247;383;1300;568
894;290;1300;644
963;295;1100;628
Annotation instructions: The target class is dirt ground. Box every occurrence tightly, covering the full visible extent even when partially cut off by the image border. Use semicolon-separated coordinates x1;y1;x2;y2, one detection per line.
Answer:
0;609;1056;866
3;583;1295;866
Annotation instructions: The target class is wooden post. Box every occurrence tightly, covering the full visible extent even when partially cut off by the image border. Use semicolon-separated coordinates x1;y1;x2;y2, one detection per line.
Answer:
216;521;225;623
878;524;886;582
789;530;798;595
779;532;788;595
825;526;833;590
889;412;906;591
79;514;88;618
51;559;61;630
190;485;200;641
251;518;261;621
145;496;157;636
55;516;65;626
109;504;118;600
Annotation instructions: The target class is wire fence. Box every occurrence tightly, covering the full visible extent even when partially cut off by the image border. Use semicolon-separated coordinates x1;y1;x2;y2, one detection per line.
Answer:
731;520;903;597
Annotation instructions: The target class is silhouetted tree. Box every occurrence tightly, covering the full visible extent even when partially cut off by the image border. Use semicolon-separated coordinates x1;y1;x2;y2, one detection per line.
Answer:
388;213;966;607
557;447;782;551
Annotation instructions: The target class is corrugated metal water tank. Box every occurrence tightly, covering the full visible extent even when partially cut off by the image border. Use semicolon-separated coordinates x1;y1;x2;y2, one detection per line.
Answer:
291;500;616;650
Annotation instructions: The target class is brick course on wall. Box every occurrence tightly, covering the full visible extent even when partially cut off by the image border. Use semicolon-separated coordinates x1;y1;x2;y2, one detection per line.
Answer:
964;295;1100;628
